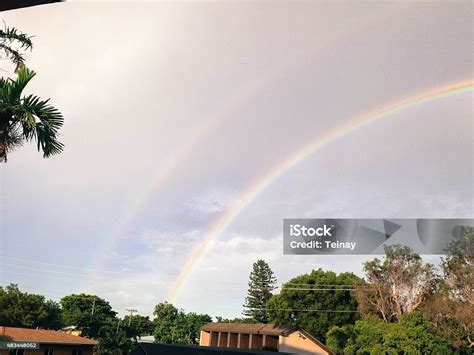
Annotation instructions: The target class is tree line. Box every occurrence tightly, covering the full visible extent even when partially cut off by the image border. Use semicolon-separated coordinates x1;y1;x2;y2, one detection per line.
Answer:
0;287;213;354
1;226;472;354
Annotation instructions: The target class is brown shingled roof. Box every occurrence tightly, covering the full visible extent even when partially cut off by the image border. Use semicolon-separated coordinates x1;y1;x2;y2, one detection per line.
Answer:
0;326;97;345
200;323;298;337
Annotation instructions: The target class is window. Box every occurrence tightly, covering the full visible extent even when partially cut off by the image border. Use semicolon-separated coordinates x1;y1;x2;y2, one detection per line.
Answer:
44;349;54;355
72;350;83;355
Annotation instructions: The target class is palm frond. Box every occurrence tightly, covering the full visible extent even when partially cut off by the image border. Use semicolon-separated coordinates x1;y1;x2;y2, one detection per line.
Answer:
35;123;64;157
13;93;64;157
0;26;33;50
0;25;33;70
0;43;26;68
0;66;64;161
1;68;36;104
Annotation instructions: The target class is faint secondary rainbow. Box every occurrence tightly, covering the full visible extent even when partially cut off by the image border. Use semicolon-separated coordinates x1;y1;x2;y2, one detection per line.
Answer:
81;57;310;290
82;10;402;290
166;80;474;302
82;19;377;289
81;75;275;290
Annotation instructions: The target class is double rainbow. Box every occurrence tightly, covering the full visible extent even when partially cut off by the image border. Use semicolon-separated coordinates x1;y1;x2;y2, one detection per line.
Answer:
166;80;473;302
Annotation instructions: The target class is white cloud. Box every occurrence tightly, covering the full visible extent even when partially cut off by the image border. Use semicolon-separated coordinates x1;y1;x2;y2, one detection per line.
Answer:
185;189;241;214
141;229;201;254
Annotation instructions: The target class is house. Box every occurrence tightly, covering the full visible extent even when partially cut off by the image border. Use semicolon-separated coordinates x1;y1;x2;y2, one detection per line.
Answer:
0;326;97;355
130;342;294;354
199;323;333;355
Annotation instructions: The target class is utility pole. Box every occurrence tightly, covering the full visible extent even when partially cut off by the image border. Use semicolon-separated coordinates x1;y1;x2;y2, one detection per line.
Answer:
91;296;96;315
116;319;122;335
126;309;138;326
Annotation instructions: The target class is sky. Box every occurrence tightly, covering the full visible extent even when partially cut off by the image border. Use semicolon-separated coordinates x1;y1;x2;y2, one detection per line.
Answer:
0;1;472;319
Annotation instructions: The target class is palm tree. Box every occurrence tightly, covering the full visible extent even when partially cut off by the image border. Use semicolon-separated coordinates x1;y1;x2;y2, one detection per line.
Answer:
0;67;64;162
0;25;33;71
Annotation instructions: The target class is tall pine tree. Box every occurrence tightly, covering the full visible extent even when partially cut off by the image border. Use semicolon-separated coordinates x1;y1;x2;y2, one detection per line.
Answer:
242;260;277;323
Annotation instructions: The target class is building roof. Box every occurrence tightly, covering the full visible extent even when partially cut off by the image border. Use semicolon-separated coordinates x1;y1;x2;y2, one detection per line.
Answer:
130;343;294;355
200;323;334;355
296;329;334;355
0;326;97;346
200;323;298;337
0;0;61;12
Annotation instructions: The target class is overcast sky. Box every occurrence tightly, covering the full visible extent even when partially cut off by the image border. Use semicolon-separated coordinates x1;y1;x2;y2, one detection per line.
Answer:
0;1;472;318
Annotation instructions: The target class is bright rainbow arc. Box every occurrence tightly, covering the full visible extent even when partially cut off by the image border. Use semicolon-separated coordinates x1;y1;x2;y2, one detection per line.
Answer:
166;80;474;302
81;88;256;290
84;32;354;287
82;68;298;290
83;10;403;290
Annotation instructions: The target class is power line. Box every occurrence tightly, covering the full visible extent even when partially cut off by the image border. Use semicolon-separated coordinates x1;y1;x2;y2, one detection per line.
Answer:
282;287;372;291
0;254;143;276
0;257;257;284
0;263;168;285
262;308;359;313
6;256;366;289
2;268;253;290
283;282;364;287
4;264;371;291
2;283;66;298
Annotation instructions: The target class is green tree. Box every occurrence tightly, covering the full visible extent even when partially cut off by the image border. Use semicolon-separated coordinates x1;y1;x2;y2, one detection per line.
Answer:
185;312;213;345
95;319;132;355
327;316;383;354
357;245;435;323
0;25;32;71
242;260;277;323
153;302;190;344
266;269;363;342
327;312;451;354
325;324;356;354
152;302;212;345
0;284;62;329
0;67;64;162
60;294;116;338
122;314;155;342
